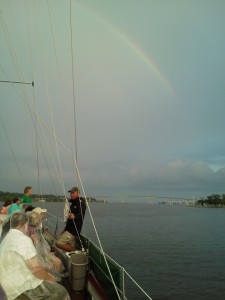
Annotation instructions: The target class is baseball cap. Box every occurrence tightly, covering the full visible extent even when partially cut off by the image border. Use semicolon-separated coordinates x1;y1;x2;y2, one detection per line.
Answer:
68;187;79;193
32;207;47;214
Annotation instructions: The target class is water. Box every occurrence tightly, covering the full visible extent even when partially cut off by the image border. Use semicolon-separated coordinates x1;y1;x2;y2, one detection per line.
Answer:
32;203;225;299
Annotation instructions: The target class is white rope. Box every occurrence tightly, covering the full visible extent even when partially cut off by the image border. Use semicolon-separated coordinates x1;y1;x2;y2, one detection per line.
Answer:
45;78;67;197
33;1;68;199
1;50;68;200
0;114;24;186
89;256;128;300
71;155;122;300
26;0;34;82
0;9;31;103
46;0;75;155
69;0;78;163
123;269;153;300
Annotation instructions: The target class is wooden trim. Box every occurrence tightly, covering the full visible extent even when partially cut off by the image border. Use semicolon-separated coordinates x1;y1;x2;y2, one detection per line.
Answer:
87;272;109;300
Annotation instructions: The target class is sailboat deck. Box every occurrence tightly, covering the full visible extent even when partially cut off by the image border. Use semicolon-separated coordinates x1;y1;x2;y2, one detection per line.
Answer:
61;278;89;300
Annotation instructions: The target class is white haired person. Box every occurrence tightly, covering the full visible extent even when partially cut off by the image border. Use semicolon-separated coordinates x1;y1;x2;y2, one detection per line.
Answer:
27;211;63;274
32;206;47;229
0;212;70;300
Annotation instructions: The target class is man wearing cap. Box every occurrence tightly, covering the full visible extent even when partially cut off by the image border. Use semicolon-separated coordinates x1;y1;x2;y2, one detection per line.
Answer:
56;187;86;252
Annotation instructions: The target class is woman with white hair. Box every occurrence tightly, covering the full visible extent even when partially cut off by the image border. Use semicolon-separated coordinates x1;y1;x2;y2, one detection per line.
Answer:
0;212;70;300
27;211;63;273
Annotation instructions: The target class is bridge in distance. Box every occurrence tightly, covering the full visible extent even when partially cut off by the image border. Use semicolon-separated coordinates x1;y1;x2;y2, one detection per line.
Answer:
93;195;196;204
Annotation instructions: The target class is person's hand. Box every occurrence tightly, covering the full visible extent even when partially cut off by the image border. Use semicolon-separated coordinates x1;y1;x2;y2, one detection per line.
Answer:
48;273;57;282
68;213;75;219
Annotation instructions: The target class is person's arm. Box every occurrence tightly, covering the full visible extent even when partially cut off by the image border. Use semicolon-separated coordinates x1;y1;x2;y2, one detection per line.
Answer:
25;256;56;281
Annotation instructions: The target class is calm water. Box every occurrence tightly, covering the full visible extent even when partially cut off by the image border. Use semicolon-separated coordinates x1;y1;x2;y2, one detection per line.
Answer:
35;203;225;299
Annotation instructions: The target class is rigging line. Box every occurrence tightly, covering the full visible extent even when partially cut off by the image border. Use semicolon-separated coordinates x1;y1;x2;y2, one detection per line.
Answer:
20;95;74;157
34;92;42;198
45;79;67;197
46;0;75;155
33;0;67;199
9;81;67;196
26;0;34;84
31;0;43;185
0;8;37;185
26;1;42;198
91;246;152;300
45;2;70;197
0;114;24;187
123;269;152;300
47;2;80;225
89;257;128;300
2;3;79;191
3;77;75;184
5;0;30;77
0;66;42;191
72;155;122;300
28;101;67;196
1;7;38;132
78;194;86;240
0;8;36;125
21;92;71;195
1;5;65;195
69;0;78;164
33;1;68;199
69;0;82;236
3;80;66;197
0;9;32;94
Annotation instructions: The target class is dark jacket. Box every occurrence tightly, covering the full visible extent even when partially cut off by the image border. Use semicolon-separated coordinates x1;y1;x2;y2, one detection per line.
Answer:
64;197;86;236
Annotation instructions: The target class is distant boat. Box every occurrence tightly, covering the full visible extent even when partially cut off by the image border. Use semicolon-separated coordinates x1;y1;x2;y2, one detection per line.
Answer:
37;199;46;202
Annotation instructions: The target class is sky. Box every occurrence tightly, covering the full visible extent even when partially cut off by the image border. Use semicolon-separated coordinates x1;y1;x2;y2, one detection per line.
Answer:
0;0;225;200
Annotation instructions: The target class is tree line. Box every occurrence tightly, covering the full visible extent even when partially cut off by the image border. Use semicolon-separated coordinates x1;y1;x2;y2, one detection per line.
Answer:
0;191;97;203
197;194;225;207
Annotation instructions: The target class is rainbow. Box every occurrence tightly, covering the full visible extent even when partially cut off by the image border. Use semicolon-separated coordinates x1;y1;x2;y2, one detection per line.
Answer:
75;2;175;97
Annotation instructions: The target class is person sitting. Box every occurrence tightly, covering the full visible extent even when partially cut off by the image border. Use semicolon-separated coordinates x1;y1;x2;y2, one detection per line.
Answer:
1;200;13;214
0;285;7;300
27;211;63;274
32;207;47;229
7;196;22;215
56;187;86;252
0;212;70;300
0;217;10;244
25;205;36;212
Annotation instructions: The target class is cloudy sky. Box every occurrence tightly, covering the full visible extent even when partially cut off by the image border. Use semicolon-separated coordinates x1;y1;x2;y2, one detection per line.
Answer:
0;0;225;199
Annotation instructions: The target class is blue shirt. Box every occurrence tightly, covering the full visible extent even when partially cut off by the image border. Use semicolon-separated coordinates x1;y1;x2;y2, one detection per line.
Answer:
8;204;22;215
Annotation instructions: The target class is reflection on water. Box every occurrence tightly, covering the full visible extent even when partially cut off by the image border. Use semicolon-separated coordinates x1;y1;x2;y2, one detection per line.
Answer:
35;203;225;299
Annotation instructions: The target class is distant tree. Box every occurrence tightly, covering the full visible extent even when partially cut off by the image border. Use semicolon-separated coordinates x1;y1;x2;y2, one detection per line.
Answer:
197;199;205;206
205;194;223;205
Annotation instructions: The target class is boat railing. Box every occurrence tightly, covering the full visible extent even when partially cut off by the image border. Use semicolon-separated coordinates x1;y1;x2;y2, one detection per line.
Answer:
82;236;152;300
